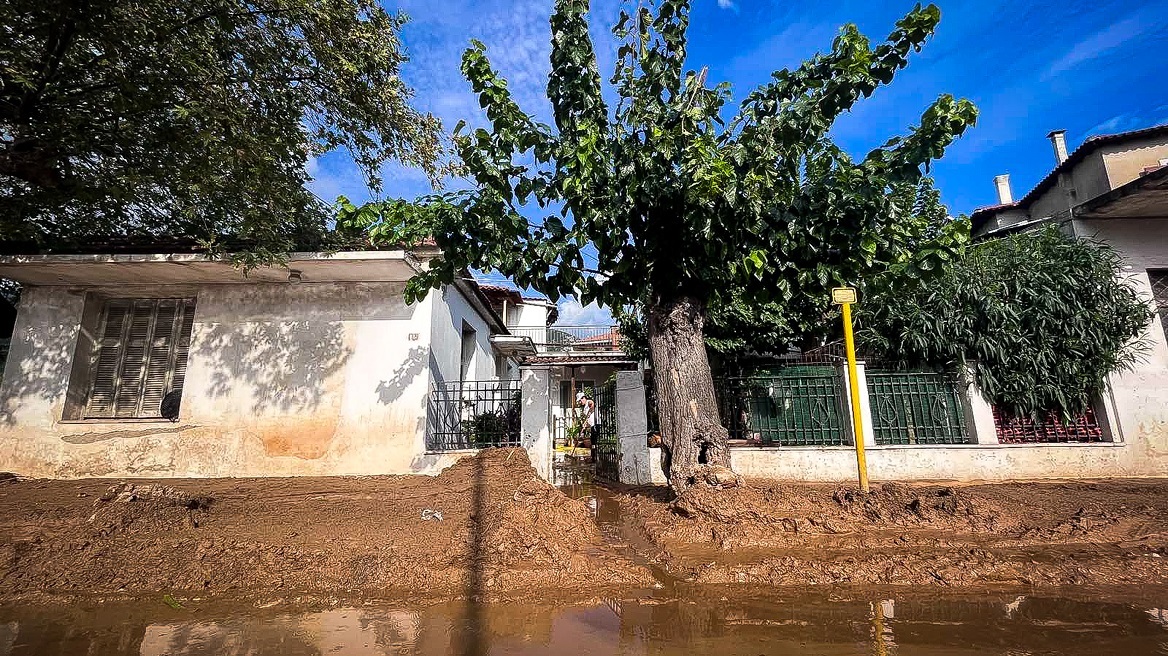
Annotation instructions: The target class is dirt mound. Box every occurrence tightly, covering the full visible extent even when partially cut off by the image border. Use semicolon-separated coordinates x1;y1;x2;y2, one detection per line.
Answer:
616;479;1168;588
658;481;1013;551
426;448;615;574
0;448;653;601
87;482;214;535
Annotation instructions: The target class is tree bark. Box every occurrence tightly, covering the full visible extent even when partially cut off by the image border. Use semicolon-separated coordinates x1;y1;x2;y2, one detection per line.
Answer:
647;295;734;493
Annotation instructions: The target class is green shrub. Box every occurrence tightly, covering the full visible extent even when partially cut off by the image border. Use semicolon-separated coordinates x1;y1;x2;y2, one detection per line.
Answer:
859;226;1152;417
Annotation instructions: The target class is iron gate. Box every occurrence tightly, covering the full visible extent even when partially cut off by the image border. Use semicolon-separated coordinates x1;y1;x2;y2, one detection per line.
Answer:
426;380;522;451
594;378;619;479
866;371;970;445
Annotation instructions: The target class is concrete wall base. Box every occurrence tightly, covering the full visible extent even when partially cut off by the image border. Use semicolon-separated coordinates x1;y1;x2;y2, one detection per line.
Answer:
730;442;1167;483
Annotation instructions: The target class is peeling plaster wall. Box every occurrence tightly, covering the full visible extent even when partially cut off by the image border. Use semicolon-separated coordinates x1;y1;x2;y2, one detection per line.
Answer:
0;281;476;478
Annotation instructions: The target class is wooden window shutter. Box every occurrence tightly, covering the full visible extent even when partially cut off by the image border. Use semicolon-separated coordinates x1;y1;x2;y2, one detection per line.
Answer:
84;298;196;419
140;301;179;417
85;302;131;418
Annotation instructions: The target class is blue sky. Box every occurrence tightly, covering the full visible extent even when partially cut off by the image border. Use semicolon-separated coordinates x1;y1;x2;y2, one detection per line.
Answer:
309;0;1168;323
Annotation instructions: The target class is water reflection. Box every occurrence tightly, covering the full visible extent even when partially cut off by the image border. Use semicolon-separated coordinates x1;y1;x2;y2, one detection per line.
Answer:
4;592;1168;655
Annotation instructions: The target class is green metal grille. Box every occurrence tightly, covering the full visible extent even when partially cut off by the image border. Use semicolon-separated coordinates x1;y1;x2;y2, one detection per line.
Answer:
716;366;847;446
866;371;970;445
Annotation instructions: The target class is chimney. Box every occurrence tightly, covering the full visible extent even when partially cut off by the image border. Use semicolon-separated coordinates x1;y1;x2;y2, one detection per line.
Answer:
1048;129;1069;164
993;174;1013;204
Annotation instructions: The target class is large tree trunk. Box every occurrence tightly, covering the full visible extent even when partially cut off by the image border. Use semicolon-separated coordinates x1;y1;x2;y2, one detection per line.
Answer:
647;295;736;493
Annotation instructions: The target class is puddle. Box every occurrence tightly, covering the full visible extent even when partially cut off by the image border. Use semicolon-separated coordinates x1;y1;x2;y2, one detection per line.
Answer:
4;591;1168;654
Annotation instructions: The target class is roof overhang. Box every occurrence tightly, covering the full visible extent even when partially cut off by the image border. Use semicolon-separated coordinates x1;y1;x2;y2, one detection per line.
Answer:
1075;166;1168;219
490;335;537;356
0;250;435;286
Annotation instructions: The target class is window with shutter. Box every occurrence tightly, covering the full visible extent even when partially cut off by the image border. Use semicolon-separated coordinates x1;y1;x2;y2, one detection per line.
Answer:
83;298;196;420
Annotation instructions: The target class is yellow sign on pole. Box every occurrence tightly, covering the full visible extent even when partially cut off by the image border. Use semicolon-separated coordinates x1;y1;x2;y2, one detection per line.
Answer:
833;286;869;493
831;286;857;304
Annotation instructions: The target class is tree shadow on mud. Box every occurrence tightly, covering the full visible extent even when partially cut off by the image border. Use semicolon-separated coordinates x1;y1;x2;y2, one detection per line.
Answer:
453;454;488;656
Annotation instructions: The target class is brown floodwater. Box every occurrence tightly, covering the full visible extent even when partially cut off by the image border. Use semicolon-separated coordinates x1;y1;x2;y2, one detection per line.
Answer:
4;590;1168;655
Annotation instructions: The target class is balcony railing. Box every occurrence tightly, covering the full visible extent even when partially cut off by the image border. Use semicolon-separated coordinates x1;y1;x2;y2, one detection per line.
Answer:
509;325;622;353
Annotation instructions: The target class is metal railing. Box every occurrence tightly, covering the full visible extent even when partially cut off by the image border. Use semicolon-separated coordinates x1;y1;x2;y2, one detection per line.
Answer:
715;366;847;446
993;405;1106;443
867;371;971;445
426;380;522;452
508;325;622;353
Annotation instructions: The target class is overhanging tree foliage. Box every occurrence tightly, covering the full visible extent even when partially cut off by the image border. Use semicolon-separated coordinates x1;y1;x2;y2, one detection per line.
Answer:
859;226;1153;417
344;0;976;491
614;176;960;359
1;0;444;257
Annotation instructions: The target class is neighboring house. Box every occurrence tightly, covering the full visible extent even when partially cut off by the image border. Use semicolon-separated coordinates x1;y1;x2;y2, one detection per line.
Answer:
969;124;1168;465
0;242;535;479
476;284;639;476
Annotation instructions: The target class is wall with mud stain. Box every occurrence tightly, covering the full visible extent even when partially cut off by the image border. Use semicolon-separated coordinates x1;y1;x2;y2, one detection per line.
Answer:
0;281;475;478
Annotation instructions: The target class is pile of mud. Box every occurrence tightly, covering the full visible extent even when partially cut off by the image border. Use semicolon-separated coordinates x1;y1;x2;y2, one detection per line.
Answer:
654;482;1015;551
0;449;652;601
618;480;1168;587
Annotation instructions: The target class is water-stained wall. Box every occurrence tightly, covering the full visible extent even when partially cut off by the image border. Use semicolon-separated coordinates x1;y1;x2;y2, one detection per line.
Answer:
0;281;476;478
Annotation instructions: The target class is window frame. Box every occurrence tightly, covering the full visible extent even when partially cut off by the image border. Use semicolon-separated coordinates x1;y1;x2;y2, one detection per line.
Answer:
72;296;196;422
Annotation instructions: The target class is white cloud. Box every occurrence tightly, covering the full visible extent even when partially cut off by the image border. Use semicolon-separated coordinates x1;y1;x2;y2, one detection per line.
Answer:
555;299;613;326
1044;13;1157;78
717;0;738;9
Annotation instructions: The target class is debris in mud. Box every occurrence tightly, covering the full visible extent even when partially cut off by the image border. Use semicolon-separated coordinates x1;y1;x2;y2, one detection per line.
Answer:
96;482;212;510
699;465;743;489
88;482;213;534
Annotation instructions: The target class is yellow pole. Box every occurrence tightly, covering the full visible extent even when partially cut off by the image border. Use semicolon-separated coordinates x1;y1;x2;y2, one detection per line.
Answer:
841;301;870;493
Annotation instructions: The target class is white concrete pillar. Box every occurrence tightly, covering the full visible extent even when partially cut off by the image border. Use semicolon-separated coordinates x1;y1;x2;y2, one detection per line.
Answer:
520;366;552;480
615;370;666;485
840;361;875;447
960;366;999;444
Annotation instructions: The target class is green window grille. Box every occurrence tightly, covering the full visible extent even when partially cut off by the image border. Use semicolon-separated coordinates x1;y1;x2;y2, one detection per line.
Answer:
866;371;971;445
716;366;846;447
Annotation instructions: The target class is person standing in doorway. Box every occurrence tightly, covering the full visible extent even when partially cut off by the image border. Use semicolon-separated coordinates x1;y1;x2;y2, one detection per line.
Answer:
576;391;597;452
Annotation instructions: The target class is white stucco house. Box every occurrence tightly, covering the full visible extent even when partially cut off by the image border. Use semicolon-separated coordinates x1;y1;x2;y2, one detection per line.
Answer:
952;123;1168;476
0;238;641;481
0;244;513;478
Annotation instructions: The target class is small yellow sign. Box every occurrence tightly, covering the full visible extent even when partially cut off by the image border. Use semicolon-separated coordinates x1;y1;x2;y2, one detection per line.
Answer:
831;286;857;305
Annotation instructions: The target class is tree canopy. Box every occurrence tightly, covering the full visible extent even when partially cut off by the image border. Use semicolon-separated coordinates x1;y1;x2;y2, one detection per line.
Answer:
859;226;1153;416
346;0;975;312
1;0;444;257
345;0;977;491
613;176;961;359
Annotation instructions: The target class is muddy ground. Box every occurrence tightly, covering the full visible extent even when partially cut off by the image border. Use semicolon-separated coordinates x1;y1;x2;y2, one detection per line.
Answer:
614;478;1168;587
0;448;652;602
5;453;1168;603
